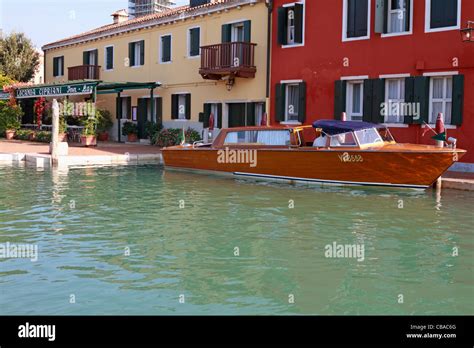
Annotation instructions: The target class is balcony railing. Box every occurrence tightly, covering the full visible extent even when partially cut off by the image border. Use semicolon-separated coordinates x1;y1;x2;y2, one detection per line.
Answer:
199;42;257;80
68;65;101;81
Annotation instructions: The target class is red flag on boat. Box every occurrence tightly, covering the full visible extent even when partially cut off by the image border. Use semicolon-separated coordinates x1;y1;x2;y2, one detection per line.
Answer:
209;113;215;131
261;112;268;126
435;113;445;134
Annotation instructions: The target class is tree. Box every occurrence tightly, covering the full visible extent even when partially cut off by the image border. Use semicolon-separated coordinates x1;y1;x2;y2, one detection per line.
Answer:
0;32;40;82
0;73;15;88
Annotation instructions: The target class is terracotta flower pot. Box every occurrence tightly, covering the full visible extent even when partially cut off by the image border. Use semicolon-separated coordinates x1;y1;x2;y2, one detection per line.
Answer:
5;129;16;140
58;133;68;142
28;132;37;141
97;132;109;142
80;135;97;147
127;133;138;142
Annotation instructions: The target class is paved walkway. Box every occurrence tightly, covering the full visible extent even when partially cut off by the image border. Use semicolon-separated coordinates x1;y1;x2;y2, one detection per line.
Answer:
0;140;162;156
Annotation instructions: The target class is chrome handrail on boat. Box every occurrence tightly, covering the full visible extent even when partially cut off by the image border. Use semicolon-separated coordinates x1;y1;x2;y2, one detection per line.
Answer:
193;141;212;148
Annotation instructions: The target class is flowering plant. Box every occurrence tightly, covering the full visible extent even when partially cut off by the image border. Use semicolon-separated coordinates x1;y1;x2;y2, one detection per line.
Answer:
33;97;46;129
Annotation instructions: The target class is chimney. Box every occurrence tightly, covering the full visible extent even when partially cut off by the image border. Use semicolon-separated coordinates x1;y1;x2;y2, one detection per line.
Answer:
112;9;129;24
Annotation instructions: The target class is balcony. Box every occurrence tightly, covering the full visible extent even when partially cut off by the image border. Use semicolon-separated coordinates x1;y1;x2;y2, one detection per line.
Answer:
199;42;257;80
68;65;101;81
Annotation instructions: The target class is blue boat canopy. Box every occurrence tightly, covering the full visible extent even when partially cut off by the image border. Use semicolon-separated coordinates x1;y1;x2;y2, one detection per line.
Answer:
312;120;385;135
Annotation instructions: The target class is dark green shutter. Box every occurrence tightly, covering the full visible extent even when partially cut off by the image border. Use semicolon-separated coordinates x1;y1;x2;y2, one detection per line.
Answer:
275;83;286;122
190;28;200;56
383;0;389;33
348;0;368;38
371;79;385;123
162;36;171;62
203;103;211;128
298;82;306;123
363;79;374;122
221;24;231;43
217;103;222;128
61;57;64;76
171;94;178;119
116;97;122;120
404;77;415;124
413;76;430;124
431;0;458;29
106;47;113;70
347;0;357;37
129;43;135;67
405;0;411;32
334;80;347;120
246;102;256;126
53;58;58;77
156;97;163;125
198;112;205;123
374;0;386;33
294;4;304;44
139;40;145;65
83;51;89;65
185;94;191;120
93;49;98;65
243;20;251;43
277;7;288;45
451;75;464;126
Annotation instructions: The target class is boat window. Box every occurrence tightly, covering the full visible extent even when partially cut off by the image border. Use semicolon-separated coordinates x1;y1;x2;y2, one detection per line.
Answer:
354;128;383;145
329;132;357;147
378;128;395;142
224;130;291;146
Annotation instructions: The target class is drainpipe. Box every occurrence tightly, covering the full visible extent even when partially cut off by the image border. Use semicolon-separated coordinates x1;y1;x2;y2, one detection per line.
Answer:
265;0;273;125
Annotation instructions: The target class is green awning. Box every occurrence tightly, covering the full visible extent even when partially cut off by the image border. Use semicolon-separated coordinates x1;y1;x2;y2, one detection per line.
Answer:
97;81;160;94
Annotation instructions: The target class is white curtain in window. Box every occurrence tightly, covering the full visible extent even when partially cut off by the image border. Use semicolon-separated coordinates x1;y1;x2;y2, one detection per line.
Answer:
287;85;299;119
257;131;290;145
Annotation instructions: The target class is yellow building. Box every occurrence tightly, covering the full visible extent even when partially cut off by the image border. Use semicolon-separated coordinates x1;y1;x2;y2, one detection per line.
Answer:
41;0;269;142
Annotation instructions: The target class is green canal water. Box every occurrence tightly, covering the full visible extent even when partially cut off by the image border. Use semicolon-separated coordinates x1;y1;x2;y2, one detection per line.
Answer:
0;164;472;315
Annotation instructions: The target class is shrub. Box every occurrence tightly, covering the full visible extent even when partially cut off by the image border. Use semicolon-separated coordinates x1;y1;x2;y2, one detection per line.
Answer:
0;100;23;136
35;131;52;143
96;109;114;133
145;121;163;144
155;127;201;148
122;121;138;136
15;129;33;140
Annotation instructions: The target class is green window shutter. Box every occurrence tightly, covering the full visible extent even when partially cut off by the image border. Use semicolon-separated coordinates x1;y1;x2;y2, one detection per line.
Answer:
185;94;191;120
451;75;464;126
139;40;145;65
277;7;288;45
93;49;99;65
156;97;163;125
53;58;58;77
246;102;256;126
198;112;205;123
275;83;286;122
126;97;132;119
348;0;368;38
128;43;135;67
372;78;385;123
374;0;386;33
405;0;411;32
243;20;251;43
116;97;122;120
294;4;304;44
404;77;415;124
221;24;231;43
171;94;178;119
61;57;64;76
106;47;114;70
83;51;89;65
363;79;373;122
190;28;200;56
298;82;306;123
203;103;211;128
413;76;430;124
162;36;171;62
431;0;458;29
334;80;347;120
217;103;222;128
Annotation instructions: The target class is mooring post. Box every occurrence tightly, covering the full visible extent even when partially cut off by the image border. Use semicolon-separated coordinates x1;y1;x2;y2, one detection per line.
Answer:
51;99;59;166
434;112;445;190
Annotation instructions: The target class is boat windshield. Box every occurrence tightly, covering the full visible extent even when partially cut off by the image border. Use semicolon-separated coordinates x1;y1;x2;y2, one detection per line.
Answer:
378;127;395;142
354;128;383;145
329;132;357;147
224;130;291;146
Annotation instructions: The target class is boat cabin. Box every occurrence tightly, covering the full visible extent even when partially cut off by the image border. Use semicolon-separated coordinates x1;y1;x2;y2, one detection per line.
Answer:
208;120;395;149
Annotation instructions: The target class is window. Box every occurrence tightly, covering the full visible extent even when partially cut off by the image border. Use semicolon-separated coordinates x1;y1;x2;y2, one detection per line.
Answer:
224;130;291;146
429;76;453;124
83;49;98;65
160;35;171;63
188;27;200;57
346;81;364;121
354;128;383;145
128;40;145;66
329;132;357;147
221;20;251;43
388;0;409;33
426;0;461;32
53;56;64;77
385;78;405;123
171;94;191;120
344;0;370;40
105;46;114;70
275;82;306;123
277;3;304;46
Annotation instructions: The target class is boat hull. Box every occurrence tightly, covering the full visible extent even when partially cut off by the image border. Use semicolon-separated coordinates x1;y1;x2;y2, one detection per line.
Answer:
162;146;466;189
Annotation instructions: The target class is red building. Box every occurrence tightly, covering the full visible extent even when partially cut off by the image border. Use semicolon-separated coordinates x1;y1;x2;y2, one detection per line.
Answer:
270;0;474;170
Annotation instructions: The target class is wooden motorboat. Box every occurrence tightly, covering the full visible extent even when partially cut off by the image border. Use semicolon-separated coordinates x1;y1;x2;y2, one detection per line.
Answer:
162;120;466;189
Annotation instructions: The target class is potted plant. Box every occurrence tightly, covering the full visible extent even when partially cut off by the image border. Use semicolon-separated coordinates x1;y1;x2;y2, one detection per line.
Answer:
80;116;97;146
96;109;113;141
122;121;138;142
58;116;68;142
0;101;22;140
